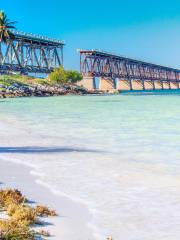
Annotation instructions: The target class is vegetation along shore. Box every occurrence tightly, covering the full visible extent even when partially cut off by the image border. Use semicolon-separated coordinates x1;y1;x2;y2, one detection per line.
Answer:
0;188;113;240
0;71;90;98
0;188;57;239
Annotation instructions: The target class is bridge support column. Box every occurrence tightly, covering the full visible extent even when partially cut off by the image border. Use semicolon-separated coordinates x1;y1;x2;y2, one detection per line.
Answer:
93;77;101;90
129;80;133;90
168;81;171;89
113;78;119;90
162;82;164;90
163;81;170;90
170;81;177;89
142;80;145;90
154;81;163;90
152;80;155;90
177;82;180;89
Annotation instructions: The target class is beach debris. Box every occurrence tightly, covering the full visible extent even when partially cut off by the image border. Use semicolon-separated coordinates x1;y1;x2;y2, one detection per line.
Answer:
38;229;50;237
0;189;26;208
0;188;57;239
35;205;57;217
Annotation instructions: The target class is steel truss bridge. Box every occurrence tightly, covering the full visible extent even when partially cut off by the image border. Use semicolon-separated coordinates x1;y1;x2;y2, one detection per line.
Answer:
80;50;180;90
0;30;64;74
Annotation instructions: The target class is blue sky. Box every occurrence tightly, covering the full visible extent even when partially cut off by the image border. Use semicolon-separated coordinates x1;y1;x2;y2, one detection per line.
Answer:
2;0;180;70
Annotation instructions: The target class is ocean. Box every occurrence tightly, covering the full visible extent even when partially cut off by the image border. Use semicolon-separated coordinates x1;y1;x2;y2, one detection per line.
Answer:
1;92;180;239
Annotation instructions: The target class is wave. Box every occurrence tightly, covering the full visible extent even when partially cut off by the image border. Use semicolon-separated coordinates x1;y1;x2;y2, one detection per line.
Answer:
0;155;105;240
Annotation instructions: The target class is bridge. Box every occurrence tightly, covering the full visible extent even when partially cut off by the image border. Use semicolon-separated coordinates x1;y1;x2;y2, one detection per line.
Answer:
0;30;64;74
79;50;180;91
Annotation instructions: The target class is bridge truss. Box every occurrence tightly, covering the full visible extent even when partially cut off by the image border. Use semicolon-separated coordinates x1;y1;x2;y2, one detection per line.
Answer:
0;30;64;74
80;50;180;84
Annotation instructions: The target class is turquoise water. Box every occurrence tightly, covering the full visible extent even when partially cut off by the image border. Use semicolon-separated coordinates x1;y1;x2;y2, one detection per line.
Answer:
1;92;180;239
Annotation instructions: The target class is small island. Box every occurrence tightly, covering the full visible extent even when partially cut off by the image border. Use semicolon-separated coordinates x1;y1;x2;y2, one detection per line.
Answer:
0;70;89;99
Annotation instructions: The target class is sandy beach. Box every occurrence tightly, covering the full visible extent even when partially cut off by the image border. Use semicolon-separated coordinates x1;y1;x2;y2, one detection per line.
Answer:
0;159;94;240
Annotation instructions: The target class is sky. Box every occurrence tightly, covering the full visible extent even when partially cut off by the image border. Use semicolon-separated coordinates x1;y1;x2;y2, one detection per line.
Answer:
2;0;180;70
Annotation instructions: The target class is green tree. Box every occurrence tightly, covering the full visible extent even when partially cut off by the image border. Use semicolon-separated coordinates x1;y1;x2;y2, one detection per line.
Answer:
0;11;16;43
66;70;83;83
49;66;83;84
49;66;67;84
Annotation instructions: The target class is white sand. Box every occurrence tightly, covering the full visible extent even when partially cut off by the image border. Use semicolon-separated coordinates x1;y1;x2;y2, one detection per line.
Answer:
0;159;95;240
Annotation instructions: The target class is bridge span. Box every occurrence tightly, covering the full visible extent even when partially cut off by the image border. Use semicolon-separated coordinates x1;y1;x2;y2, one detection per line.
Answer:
0;30;64;74
79;50;180;91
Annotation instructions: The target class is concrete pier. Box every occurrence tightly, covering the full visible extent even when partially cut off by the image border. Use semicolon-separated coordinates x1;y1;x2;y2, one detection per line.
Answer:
154;81;163;90
131;80;143;90
100;78;115;91
170;82;179;89
118;80;131;90
144;80;154;90
78;77;180;92
78;77;94;90
163;82;171;89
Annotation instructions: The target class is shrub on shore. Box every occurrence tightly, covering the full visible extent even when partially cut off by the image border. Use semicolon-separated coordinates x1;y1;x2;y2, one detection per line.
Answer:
0;220;35;240
49;66;83;84
35;205;57;217
9;205;37;225
0;188;57;240
0;189;26;208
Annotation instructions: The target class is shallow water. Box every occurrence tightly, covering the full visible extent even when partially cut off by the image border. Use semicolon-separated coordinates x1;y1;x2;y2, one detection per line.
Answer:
1;92;180;239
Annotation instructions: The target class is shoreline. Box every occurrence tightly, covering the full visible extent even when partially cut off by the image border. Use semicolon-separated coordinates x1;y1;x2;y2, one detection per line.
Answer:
0;74;106;98
0;159;95;240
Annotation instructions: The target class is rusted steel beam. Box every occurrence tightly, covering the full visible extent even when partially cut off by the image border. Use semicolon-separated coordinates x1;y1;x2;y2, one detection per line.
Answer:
80;50;180;82
0;31;64;74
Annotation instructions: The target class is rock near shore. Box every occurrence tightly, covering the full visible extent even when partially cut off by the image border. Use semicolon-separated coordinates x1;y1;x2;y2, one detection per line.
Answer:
0;82;89;98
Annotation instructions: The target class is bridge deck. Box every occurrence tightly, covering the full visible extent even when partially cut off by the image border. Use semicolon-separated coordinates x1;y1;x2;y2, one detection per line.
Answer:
80;50;180;73
0;31;64;74
11;30;64;47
